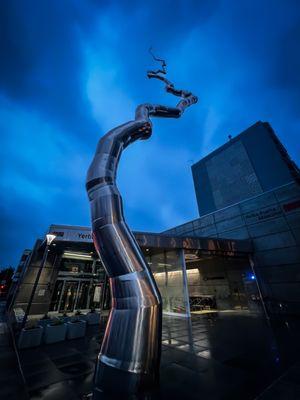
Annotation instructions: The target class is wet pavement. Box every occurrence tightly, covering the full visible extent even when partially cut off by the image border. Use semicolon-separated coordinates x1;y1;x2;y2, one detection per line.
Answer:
0;302;28;399
2;310;300;399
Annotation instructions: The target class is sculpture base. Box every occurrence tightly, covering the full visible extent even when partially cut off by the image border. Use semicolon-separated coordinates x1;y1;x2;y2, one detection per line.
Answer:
93;361;159;398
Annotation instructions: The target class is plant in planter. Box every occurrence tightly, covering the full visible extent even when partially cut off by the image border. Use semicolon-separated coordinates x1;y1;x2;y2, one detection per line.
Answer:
18;321;43;349
66;318;87;339
38;313;52;328
73;309;88;322
44;317;67;344
59;311;70;323
25;320;38;329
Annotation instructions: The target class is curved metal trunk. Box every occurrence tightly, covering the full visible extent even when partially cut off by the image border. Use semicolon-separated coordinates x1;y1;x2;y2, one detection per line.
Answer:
86;114;162;395
86;96;197;395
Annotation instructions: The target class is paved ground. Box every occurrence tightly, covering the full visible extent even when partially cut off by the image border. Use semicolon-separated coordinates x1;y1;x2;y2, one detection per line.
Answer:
1;310;300;399
257;361;300;399
0;302;29;399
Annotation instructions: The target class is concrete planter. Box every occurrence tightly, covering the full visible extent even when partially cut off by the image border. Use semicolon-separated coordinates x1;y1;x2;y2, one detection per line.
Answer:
37;318;52;329
74;313;86;321
86;312;100;325
59;315;71;323
44;323;67;344
66;320;86;339
18;326;43;349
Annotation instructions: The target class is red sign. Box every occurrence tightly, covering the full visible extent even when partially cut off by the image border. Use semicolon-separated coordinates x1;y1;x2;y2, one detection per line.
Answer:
283;199;300;212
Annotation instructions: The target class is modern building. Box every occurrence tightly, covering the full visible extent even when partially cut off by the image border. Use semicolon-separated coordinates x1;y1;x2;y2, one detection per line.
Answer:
192;121;300;216
165;121;300;316
11;121;300;320
12;224;259;320
6;250;32;310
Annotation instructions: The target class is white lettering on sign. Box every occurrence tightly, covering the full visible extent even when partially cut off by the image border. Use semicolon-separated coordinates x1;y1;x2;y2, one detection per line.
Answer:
78;233;92;240
244;205;282;223
38;289;45;297
49;227;93;243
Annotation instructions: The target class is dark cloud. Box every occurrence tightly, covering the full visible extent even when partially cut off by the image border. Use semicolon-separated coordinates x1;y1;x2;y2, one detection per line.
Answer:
0;0;102;138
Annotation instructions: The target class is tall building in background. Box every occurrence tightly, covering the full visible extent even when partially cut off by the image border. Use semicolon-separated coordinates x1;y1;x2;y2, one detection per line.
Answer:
11;121;300;320
164;121;300;316
192;121;300;216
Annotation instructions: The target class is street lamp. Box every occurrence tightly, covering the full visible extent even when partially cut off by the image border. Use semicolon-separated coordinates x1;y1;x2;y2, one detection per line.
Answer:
20;233;56;330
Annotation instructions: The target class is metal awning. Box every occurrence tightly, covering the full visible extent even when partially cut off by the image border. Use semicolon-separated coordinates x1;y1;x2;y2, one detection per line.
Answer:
47;225;252;257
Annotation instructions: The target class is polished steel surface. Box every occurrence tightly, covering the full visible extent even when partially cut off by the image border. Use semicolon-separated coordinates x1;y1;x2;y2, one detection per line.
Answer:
86;57;197;394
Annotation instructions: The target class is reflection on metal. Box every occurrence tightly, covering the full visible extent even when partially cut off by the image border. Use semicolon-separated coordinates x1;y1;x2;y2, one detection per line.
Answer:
86;54;197;395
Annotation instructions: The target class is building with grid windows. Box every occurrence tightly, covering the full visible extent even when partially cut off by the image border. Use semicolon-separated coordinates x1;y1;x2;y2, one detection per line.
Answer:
165;122;300;316
192;121;300;216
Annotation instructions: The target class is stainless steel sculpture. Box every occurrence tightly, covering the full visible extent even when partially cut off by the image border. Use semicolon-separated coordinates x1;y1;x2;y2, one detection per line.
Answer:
86;51;197;396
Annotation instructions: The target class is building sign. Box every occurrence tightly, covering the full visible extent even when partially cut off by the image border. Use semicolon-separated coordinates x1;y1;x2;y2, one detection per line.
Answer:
283;199;300;213
244;205;282;223
49;226;93;243
243;199;300;224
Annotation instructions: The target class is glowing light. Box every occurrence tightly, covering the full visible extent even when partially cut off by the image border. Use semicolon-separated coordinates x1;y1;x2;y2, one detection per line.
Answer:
46;233;56;245
63;252;93;259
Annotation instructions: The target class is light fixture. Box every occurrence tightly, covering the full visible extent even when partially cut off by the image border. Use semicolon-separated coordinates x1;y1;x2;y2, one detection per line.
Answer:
185;253;199;260
63;251;93;259
186;268;200;274
46;234;56;245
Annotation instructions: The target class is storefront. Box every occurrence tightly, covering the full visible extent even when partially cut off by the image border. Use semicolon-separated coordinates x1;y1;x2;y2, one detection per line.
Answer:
12;224;261;319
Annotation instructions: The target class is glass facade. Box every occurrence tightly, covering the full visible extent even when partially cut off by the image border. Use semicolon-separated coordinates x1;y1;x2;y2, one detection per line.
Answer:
48;248;192;316
49;253;105;313
184;250;262;314
47;248;261;317
12;226;256;317
146;249;190;316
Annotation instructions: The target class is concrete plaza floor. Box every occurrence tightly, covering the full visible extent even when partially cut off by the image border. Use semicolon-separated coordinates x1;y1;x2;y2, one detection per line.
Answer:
1;309;300;399
0;302;28;399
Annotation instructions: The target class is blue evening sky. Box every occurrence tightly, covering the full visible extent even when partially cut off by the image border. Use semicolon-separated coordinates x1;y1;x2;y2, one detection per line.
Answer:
1;1;300;267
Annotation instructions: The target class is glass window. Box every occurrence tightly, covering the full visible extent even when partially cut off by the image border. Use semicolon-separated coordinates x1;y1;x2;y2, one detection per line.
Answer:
89;284;102;309
184;250;263;314
94;261;106;279
49;280;63;311
147;249;189;316
59;281;79;312
75;281;90;310
60;258;93;274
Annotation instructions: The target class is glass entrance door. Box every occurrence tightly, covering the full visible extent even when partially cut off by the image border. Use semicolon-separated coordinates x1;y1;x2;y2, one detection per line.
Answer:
75;281;90;310
49;279;103;313
59;281;79;312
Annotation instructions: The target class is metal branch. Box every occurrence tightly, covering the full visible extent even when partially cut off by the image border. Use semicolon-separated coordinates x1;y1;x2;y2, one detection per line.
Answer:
146;48;198;112
148;46;167;75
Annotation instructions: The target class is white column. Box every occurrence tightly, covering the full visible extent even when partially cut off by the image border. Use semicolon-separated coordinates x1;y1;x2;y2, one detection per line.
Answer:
180;249;191;317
